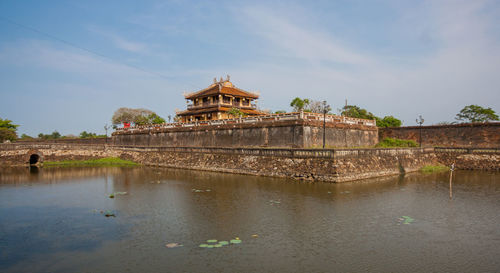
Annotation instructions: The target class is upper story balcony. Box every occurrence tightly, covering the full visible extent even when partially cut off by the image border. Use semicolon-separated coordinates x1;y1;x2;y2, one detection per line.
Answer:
187;101;257;110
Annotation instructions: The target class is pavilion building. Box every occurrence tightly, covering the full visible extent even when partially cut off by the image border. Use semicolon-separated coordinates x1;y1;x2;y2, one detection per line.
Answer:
176;76;266;122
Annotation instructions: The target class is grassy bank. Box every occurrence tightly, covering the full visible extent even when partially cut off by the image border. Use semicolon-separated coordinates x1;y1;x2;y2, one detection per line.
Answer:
376;137;419;148
420;165;449;173
44;157;139;167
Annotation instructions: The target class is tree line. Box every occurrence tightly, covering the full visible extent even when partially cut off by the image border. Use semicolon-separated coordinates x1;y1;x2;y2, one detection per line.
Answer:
1;104;498;143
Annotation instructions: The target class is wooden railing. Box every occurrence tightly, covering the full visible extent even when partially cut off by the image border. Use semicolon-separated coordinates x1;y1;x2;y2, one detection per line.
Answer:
186;102;257;110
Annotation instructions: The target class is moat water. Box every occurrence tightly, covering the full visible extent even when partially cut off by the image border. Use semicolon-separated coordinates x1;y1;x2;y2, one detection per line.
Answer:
0;166;499;273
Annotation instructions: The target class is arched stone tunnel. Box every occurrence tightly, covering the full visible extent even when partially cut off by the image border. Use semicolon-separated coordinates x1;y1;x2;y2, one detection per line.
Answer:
26;150;43;165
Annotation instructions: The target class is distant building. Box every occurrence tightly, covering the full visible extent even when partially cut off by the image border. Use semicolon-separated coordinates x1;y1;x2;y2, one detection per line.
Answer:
176;76;266;122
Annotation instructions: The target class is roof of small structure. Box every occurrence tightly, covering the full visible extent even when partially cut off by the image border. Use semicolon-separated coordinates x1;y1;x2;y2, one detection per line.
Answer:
184;80;259;100
176;106;266;116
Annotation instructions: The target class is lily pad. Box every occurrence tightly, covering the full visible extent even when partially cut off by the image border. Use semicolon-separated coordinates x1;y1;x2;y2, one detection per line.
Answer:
218;241;229;246
230;239;242;244
402;216;415;224
214;244;223;248
207;245;214;248
199;244;209;248
109;194;115;198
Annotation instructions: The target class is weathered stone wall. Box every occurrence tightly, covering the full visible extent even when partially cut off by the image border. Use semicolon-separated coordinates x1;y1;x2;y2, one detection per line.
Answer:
112;120;378;148
434;148;500;171
111;147;437;183
0;144;119;166
379;122;500;148
1;144;498;183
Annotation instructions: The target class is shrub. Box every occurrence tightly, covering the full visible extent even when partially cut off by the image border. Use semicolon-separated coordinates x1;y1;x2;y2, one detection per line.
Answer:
376;137;418;148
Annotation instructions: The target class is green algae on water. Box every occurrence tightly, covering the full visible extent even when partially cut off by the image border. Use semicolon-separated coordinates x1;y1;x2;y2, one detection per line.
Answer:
420;165;449;173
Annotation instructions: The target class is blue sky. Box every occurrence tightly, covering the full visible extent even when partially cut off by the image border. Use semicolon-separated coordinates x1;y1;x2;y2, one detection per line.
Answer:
1;0;499;136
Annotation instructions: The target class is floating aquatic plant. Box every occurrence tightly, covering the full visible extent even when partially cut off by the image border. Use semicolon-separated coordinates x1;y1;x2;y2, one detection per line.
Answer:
402;216;415;224
199;237;242;248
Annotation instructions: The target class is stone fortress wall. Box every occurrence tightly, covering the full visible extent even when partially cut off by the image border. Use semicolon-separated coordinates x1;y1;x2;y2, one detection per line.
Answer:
1;144;498;183
112;112;378;148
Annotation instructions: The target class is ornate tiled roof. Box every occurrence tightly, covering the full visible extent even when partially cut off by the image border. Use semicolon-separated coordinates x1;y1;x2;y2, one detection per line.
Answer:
184;79;259;100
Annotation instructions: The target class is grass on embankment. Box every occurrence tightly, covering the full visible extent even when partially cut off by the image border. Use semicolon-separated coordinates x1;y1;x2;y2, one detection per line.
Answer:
375;137;419;148
44;157;139;167
419;165;450;173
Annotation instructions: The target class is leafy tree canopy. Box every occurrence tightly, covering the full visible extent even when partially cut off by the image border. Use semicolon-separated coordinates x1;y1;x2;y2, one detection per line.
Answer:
341;105;377;120
376;116;402;128
112;107;166;126
290;98;331;113
38;131;61;140
455;105;499;123
0;118;19;142
80;131;105;138
20;133;34;140
227;107;246;118
341;105;402;128
290;97;310;112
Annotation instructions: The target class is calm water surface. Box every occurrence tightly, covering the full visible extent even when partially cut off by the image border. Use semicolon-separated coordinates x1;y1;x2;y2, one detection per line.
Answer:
0;166;499;273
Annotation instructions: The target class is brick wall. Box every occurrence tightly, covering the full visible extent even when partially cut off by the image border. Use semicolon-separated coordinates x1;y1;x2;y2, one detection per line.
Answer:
379;122;500;148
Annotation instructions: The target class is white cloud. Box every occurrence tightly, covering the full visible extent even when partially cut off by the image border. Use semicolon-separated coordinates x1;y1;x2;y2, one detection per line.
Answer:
241;6;371;67
230;1;500;125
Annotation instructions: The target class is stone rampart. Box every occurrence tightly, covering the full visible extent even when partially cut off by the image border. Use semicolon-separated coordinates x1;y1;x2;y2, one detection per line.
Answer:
3;143;498;183
379;122;500;148
112;119;378;148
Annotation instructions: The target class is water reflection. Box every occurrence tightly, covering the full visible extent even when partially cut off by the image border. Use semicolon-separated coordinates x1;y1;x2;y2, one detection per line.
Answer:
0;167;499;273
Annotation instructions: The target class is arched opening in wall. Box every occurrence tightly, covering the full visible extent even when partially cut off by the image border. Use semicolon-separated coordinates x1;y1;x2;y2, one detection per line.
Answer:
29;154;40;165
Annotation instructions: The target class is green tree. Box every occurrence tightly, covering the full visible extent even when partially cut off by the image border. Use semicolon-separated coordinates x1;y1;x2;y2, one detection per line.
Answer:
0;118;19;142
38;131;61;140
148;113;166;124
227;107;246;118
376;116;402;128
455;105;499;123
51;131;61;139
341;105;377;120
20;133;34;140
112;107;165;126
80;131;97;138
274;110;286;114
290;97;310;112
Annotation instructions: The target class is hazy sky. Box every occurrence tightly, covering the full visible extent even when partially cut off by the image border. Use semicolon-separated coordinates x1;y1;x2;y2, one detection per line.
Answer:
1;0;499;136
